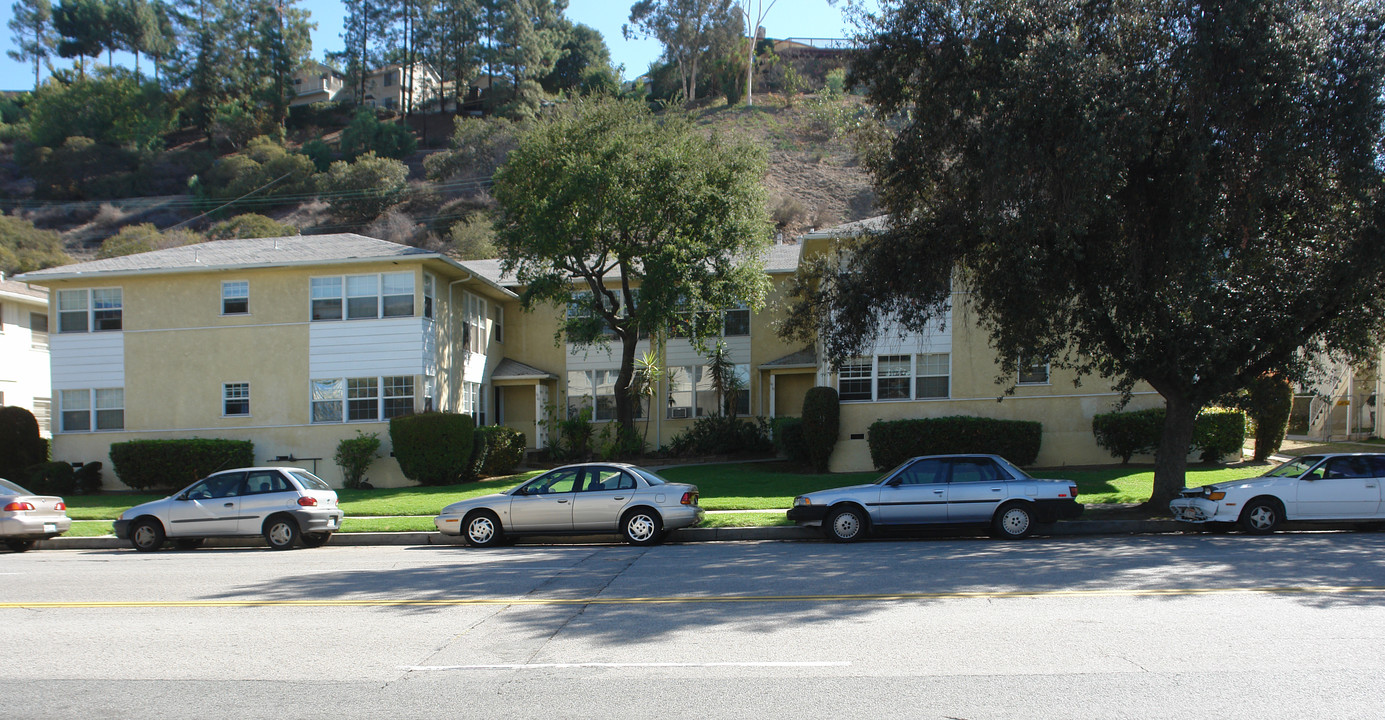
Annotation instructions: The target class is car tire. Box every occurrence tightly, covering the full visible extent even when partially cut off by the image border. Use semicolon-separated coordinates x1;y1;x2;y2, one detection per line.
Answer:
130;518;165;552
825;506;866;543
301;532;332;548
5;539;35;553
175;538;205;550
621;508;663;546
991;502;1035;540
263;515;300;550
1239;497;1282;534
463;511;504;548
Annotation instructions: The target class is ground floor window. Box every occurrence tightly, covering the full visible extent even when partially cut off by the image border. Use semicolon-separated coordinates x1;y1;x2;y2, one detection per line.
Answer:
60;388;124;432
312;376;415;423
463;381;486;425
667;364;750;417
567;369;644;421
838;353;952;402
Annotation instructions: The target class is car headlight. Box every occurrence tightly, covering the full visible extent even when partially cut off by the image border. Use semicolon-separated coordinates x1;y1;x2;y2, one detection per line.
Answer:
793;497;811;507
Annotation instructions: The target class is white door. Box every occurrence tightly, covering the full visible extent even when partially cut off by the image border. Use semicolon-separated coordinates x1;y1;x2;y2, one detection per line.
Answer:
167;472;244;536
1296;456;1382;518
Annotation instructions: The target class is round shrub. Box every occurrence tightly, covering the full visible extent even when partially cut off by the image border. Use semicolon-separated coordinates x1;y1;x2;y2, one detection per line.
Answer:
1195;409;1247;464
476;426;527;477
801;386;840;473
334;431;381;489
0;406;48;481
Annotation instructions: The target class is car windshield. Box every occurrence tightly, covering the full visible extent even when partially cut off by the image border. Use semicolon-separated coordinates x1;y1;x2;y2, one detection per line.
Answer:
875;460;916;484
289;470;332;491
0;478;33;495
630;467;667;486
1264;456;1322;478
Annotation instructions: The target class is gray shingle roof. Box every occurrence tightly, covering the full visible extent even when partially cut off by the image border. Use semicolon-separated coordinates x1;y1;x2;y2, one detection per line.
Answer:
0;277;48;302
18;234;437;280
491;357;557;380
760;347;818;369
457;242;802;288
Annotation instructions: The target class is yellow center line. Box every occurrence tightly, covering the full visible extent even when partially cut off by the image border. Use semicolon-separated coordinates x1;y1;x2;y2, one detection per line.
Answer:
4;585;1385;609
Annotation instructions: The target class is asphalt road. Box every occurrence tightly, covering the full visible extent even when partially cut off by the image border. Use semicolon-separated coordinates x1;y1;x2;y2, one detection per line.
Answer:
4;532;1385;719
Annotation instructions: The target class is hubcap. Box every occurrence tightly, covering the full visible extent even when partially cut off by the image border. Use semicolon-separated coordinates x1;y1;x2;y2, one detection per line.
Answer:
833;512;860;539
133;525;157;548
268;522;293;546
627;515;655;542
1002;508;1030;535
1249;506;1276;529
468;517;495;543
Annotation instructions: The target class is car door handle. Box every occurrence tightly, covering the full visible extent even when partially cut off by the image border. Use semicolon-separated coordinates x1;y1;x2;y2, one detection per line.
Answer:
613;496;625;500
223;502;234;507
557;499;569;503
933;489;944;494
991;488;1003;492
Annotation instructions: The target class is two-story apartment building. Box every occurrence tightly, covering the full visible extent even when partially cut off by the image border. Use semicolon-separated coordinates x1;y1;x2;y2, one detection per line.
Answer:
19;235;515;488
0;273;51;435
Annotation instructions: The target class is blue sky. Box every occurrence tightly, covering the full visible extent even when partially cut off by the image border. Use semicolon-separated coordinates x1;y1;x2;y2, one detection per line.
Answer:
0;0;859;91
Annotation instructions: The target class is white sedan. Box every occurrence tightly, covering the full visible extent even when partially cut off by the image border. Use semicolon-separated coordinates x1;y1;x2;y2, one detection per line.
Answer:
1170;453;1385;533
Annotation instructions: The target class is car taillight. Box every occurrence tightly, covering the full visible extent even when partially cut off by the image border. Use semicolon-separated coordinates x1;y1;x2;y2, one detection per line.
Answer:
3;502;35;511
55;502;67;511
1069;485;1078;499
680;492;696;505
297;496;318;507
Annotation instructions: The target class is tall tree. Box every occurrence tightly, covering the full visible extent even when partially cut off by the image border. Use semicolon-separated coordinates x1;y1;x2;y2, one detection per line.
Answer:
493;98;772;441
52;0;109;78
731;0;775;106
624;0;738;103
109;0;159;80
490;0;566;117
542;21;618;96
7;0;56;90
251;0;314;125
786;0;1385;506
337;0;389;104
427;0;482;112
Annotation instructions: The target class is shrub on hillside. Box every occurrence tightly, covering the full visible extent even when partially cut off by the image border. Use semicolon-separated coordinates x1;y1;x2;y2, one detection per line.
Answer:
801;386;839;473
27;68;175;151
108;439;255;491
22;136;143;199
390;412;476;485
193;136;318;203
98;223;204;258
0;406;48;481
424;116;523;182
207;214;297;240
339;109;418;160
320;152;409;223
0;215;70;277
300;138;336;172
867;416;1044;470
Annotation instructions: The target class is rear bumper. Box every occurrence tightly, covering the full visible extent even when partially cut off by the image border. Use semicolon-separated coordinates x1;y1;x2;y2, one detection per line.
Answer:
292;508;344;534
0;514;72;539
663;504;705;530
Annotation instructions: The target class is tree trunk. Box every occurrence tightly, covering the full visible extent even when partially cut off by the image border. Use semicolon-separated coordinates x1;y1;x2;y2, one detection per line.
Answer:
745;29;755;106
614;330;640;444
1149;391;1200;509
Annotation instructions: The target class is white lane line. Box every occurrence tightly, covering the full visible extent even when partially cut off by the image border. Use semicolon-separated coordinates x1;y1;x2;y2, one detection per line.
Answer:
403;661;851;671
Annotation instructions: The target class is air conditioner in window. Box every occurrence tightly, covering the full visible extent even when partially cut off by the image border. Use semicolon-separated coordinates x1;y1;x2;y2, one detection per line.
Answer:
669;407;691;419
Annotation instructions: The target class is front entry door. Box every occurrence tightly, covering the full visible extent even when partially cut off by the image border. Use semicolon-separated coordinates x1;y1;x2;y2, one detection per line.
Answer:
168;472;245;536
875;458;950;525
508;467;580;531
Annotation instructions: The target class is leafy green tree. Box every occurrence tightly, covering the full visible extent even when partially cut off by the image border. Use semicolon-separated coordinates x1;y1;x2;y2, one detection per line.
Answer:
26;67;175;150
339;109;418;160
788;0;1385;506
206;213;297;239
319;151;409;222
8;0;56;90
97;223;204;258
624;0;740;103
426;0;482;112
490;0;566;117
0;214;71;276
493;98;772;438
193;135;317;203
543;22;619;96
109;0;160;80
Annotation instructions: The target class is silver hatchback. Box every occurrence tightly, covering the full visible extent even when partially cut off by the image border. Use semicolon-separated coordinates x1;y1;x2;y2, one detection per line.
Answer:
435;463;704;546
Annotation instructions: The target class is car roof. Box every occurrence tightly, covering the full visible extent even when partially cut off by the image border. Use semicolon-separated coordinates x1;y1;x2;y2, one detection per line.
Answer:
208;466;312;474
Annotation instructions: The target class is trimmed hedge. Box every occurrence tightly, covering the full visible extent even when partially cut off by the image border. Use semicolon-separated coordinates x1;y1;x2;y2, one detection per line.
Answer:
772;416;808;464
1091;408;1248;464
867;416;1043;470
802;387;840;473
476;425;527;477
0;406;48;481
390;412;475;485
109;439;254;491
20;461;101;496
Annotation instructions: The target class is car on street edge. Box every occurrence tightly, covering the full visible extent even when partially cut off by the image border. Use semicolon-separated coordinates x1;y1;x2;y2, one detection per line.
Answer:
1;477;72;552
1170;453;1385;533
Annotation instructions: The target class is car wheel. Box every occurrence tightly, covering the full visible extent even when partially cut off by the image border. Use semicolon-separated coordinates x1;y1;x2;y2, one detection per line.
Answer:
301;532;332;548
130;519;165;552
5;539;35;553
1239;498;1282;534
992;503;1035;539
463;511;504;548
621;508;663;546
263;515;300;550
825;506;866;542
175;538;205;550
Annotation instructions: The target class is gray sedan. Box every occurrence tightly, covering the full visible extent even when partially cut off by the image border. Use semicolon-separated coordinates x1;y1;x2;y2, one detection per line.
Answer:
435;463;704;547
1;477;72;552
787;454;1083;541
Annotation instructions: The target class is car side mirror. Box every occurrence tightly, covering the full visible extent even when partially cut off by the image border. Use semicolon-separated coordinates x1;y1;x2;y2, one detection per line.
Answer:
176;493;189;501
885;477;903;487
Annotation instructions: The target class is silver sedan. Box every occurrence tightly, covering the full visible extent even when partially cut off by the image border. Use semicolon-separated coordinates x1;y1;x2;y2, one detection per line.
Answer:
1;477;72;552
435;463;705;547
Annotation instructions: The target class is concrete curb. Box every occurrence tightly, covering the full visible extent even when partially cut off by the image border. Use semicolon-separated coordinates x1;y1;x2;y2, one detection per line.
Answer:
36;517;1190;550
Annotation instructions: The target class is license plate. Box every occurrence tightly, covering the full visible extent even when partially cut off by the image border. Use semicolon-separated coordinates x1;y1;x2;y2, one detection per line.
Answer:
326;518;337;529
1180;509;1199;520
43;523;56;533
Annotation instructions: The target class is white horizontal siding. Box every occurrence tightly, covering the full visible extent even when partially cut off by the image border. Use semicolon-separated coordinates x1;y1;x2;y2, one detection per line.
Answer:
665;336;751;367
565;339;651;371
869;311;952;355
309;318;427;377
51;332;124;390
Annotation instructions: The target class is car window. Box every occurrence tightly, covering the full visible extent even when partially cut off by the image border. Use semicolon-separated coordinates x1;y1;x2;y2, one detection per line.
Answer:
187;472;244;499
630;467;667;486
288;470;332;491
525;469;580;494
1324;457;1374;479
584;469;636;492
245;471;292;495
948;458;1002;483
1369;457;1385;478
895;459;947;485
1265;456;1322;478
0;478;33;495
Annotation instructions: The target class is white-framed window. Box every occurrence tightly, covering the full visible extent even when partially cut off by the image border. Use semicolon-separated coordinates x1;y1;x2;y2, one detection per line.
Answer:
57;288;122;333
666;364;748;417
669;304;750;339
223;382;250;416
567;370;644;421
838;354;953;402
423;273;435;319
837;358;873;401
312;376;415;423
312;272;415;321
463;292;487;353
60;388;124;432
463;381;486;425
222;281;249;315
1018;359;1051;385
29;312;48;349
492;305;504;343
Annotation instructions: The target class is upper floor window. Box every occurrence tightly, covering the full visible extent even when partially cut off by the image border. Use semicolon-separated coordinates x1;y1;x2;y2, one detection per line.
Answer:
463;292;487;353
29;312;48;349
57;288;122;333
492;305;504;343
423;274;435;319
670;304;749;339
222;281;249;315
223;382;250;416
1018;359;1051;385
312;272;414;321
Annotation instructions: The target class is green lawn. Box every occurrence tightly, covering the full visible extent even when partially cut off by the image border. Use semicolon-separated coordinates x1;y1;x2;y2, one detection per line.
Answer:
698;512;794;528
58;462;1271;527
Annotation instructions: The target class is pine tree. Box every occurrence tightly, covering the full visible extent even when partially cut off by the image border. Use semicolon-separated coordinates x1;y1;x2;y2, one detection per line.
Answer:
7;0;56;90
